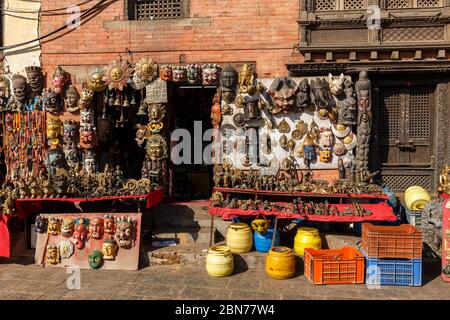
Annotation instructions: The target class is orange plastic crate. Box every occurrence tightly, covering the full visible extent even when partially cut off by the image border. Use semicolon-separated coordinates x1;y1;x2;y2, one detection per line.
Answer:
304;247;365;285
361;223;422;259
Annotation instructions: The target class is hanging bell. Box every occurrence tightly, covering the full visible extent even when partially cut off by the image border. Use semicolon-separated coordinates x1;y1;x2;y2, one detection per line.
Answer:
114;96;121;107
101;107;107;119
130;96;137;107
122;97;130;108
137;103;148;116
108;96;115;106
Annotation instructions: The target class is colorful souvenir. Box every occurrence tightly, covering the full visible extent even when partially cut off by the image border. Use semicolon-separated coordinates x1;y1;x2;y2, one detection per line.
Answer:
88;250;104;269
83;151;97;174
25;66;44;96
0;75;10;109
80;129;97;149
44;144;66;176
59;240;74;259
87;68;107;92
115;216;137;249
333;142;347;156
211;94;221;128
147;103;166;130
102;237;118;260
34;215;48;233
89;217;104;240
319;149;332;163
104;214;116;235
186;64;202;85
52;66;69;94
172;65;187;83
331;123;351;138
202;63;221;86
61;218;75;238
47;217;61;236
159;65;173;81
238;64;255;95
319;128;333;148
11;74;28;104
268;77;298;114
73;218;89;250
46;245;60;265
300;134;317;166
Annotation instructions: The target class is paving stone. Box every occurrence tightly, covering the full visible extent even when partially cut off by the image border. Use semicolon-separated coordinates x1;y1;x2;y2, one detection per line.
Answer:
5;292;45;300
181;275;230;289
230;289;282;300
138;273;186;285
180;286;232;300
227;278;261;290
131;283;185;298
281;293;313;300
84;280;139;294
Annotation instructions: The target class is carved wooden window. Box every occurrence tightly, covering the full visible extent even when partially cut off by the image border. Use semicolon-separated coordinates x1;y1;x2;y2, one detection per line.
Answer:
313;0;367;10
377;86;435;191
385;0;442;8
128;0;189;20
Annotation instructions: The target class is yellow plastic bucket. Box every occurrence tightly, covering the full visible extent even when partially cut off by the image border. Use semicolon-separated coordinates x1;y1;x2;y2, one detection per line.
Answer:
265;246;295;280
226;223;253;253
294;227;322;256
206;245;234;277
405;186;431;211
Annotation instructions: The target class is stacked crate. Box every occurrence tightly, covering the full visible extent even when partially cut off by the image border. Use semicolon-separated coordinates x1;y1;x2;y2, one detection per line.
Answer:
361;223;422;286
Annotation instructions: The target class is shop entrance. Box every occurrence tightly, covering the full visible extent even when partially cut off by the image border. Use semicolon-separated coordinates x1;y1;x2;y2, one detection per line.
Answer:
171;87;216;201
373;79;437;192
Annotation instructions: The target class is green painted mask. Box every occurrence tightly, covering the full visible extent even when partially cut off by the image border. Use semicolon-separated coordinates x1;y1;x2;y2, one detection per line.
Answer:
88;250;103;269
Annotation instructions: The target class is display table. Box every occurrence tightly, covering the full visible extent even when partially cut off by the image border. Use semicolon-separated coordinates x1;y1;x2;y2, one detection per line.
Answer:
0;189;163;258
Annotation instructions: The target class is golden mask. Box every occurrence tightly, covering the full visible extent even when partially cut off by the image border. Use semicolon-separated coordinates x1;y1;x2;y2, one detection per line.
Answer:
46;245;60;265
87;69;106;92
47;217;61;236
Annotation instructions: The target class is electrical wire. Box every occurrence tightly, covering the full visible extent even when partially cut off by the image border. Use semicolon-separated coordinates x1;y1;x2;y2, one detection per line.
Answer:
0;0;94;14
0;0;110;51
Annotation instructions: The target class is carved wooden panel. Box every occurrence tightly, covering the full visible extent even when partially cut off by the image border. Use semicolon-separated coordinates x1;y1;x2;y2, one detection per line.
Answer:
378;87;401;164
343;0;366;9
382;173;432;191
386;0;411;8
417;0;441;7
310;29;367;44
383;27;445;42
315;0;337;11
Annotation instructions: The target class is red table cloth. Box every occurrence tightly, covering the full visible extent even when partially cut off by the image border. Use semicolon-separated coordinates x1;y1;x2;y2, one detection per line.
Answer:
0;214;11;258
209;202;397;222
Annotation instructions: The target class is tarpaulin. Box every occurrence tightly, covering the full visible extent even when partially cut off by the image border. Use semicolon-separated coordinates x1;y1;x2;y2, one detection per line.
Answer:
0;214;11;258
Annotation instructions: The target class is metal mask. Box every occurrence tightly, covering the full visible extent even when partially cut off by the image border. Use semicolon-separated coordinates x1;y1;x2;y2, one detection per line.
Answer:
59;240;74;259
87;68;106;92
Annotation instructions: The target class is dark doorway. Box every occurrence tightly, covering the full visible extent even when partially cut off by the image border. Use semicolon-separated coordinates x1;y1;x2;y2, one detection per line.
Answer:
171;87;216;201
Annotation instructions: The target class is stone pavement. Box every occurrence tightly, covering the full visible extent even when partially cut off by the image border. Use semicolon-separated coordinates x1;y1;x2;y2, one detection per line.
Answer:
0;256;449;300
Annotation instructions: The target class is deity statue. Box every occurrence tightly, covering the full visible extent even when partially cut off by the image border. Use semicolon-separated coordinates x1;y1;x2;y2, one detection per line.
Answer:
220;64;237;103
238;64;255;95
142;134;168;185
296;79;310;110
337;79;357;125
438;165;450;194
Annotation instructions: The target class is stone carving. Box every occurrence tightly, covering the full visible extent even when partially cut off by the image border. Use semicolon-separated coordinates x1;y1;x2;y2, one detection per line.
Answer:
268;77;298;114
355;71;372;180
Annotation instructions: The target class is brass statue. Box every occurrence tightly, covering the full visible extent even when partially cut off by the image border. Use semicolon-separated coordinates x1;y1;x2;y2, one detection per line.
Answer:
438;165;450;194
238;64;255;95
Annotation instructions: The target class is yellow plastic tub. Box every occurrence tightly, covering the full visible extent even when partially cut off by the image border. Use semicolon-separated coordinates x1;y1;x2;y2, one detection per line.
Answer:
206;245;234;277
265;246;296;280
405;186;431;211
226;223;253;253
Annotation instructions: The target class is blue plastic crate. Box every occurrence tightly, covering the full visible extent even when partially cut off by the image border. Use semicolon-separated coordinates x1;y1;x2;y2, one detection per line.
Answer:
361;249;422;286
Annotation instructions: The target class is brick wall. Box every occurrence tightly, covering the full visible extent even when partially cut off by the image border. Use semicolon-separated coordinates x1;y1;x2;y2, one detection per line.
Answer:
40;0;302;85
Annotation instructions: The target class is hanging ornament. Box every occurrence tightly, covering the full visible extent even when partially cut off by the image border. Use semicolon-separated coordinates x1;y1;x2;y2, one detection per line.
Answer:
122;97;130;108
103;58;132;91
135;57;158;82
87;68;107;92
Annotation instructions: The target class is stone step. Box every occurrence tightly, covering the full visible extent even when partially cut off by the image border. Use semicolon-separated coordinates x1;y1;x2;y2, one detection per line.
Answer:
152;227;214;245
